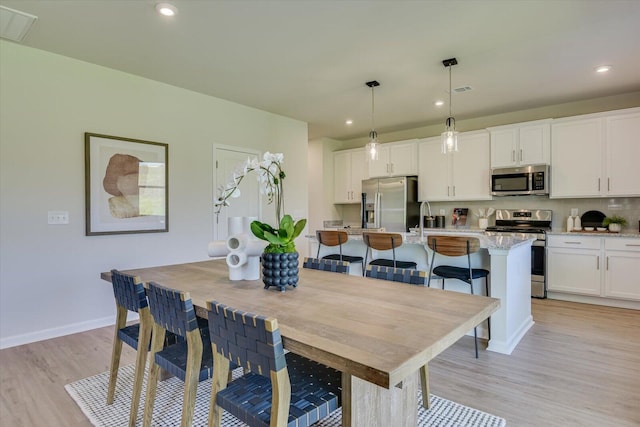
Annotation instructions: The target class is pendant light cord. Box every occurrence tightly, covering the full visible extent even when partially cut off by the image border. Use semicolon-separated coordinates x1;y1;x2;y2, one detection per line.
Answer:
371;85;375;132
448;64;452;119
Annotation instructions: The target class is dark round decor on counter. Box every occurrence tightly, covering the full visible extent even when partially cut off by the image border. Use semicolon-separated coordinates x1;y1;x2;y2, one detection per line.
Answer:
581;210;606;228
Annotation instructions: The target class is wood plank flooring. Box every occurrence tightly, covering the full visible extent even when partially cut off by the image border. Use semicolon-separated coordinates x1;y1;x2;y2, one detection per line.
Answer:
1;299;638;426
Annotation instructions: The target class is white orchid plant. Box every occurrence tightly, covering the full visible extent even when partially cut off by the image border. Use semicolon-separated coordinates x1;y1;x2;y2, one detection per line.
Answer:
214;152;306;254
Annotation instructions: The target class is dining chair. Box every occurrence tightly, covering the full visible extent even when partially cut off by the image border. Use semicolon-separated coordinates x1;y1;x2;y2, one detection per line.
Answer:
362;232;417;271
316;230;364;273
143;282;215;427
303;256;350;274
206;300;342;427
364;264;431;409
426;235;491;358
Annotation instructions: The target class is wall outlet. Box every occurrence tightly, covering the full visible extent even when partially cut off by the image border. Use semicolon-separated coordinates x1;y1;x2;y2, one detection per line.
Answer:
48;211;69;224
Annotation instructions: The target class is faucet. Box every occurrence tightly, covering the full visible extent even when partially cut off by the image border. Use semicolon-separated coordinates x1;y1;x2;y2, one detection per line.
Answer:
419;200;432;238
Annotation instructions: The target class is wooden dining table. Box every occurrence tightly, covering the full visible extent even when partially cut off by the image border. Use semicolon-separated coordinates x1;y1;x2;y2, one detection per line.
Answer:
101;259;499;427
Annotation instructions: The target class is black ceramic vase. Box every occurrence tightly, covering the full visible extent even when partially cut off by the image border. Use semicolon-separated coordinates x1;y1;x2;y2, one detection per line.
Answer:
261;252;299;292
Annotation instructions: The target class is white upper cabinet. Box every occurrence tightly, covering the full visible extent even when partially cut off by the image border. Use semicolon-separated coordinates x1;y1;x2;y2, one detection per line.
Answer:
489;119;551;168
368;139;418;178
333;148;366;204
418;130;491;201
551;108;640;198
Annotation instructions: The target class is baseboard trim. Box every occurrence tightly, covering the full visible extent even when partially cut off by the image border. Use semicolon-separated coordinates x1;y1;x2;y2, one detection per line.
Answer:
0;312;139;350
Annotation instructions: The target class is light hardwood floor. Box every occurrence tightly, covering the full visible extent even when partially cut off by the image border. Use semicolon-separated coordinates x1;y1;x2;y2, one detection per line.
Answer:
1;299;638;426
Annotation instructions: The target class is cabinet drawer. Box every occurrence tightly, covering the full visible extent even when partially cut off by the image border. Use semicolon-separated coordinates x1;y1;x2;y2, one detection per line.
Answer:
547;235;601;250
605;237;640;252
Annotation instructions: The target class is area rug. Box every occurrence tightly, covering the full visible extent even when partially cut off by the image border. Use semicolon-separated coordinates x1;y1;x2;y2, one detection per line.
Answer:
66;364;506;427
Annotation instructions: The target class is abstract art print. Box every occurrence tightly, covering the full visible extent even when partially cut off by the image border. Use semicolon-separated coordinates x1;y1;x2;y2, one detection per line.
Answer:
85;133;168;235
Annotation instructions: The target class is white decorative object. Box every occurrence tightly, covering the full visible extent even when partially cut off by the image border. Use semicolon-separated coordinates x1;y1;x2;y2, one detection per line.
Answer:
207;216;266;280
479;218;489;230
609;223;622;232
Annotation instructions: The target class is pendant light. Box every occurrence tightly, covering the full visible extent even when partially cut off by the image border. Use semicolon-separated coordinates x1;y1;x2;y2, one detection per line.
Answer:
441;58;459;154
365;80;380;160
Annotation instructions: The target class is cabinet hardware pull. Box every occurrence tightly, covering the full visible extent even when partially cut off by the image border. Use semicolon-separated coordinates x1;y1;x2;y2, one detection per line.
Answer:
626;244;640;247
598;178;600;191
597;256;599;270
447;186;450;197
607;178;610;191
520;149;523;162
565;242;581;244
453;186;456;196
606;256;609;270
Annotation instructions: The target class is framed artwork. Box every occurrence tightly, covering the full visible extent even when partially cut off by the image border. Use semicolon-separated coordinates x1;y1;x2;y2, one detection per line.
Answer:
85;132;168;236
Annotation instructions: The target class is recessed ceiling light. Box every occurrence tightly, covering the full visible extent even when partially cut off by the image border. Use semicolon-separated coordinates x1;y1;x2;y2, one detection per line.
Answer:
434;100;444;107
345;119;353;125
156;3;178;17
595;65;611;73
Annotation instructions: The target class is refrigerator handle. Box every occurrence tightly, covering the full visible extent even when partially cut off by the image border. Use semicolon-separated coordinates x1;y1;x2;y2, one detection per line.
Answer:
375;192;381;228
361;193;367;228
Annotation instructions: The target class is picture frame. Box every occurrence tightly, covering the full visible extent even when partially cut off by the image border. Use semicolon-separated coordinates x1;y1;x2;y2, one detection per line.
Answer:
85;132;168;236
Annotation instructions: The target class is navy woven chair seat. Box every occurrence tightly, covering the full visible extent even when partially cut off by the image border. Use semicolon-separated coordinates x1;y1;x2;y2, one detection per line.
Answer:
427;235;491;359
143;282;217;427
365;265;427;285
207;300;342;427
322;253;362;264
369;258;417;269
303;257;350;274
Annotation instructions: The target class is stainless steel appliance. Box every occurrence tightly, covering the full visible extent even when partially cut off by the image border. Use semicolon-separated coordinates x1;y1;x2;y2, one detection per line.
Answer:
491;164;549;196
361;176;418;232
485;209;552;298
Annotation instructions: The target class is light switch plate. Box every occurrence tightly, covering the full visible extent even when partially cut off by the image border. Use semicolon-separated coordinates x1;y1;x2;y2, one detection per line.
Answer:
48;211;69;224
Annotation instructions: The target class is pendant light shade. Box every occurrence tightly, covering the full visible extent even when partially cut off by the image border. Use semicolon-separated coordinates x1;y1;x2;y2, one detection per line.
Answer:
365;80;380;160
441;58;459;154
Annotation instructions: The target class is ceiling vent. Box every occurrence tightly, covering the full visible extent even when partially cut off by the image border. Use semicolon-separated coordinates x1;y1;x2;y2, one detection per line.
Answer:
0;6;38;42
453;86;473;93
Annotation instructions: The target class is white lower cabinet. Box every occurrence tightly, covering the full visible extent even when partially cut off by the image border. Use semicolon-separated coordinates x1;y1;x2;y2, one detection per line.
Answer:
603;238;640;301
547;235;640;302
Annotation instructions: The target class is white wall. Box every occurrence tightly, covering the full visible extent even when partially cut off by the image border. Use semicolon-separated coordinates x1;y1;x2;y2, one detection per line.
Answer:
0;41;309;348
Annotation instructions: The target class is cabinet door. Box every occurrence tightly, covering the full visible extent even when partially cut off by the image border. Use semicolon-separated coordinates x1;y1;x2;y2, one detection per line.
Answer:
547;247;601;295
452;131;491;200
389;141;418;176
368;145;390;178
606;112;640;196
350;149;366;201
519;123;550;165
550;118;603;198
418;138;450;201
604;251;640;300
490;128;517;168
333;151;352;203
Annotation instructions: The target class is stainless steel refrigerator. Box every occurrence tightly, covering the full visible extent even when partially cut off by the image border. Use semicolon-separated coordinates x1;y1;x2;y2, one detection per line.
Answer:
361;176;419;232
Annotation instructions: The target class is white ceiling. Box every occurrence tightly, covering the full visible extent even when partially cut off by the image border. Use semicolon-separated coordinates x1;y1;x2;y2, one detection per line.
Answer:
2;0;640;141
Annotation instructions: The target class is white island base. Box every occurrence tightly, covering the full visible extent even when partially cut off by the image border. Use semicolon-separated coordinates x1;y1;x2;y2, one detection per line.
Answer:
309;231;535;355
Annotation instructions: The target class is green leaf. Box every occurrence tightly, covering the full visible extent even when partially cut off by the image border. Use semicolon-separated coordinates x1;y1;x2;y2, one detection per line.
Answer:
292;218;307;239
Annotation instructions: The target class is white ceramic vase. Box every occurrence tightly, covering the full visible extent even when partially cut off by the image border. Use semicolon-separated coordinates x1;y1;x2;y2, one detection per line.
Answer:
608;223;622;233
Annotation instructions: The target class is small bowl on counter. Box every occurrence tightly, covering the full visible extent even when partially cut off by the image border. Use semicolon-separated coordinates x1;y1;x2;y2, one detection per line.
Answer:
584;227;594;231
597;227;607;232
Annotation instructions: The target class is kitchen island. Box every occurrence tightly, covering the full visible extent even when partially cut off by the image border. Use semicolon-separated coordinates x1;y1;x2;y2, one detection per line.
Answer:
309;230;534;355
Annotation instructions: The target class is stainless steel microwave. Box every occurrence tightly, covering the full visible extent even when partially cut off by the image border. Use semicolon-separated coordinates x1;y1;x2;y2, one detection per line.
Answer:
491;165;549;196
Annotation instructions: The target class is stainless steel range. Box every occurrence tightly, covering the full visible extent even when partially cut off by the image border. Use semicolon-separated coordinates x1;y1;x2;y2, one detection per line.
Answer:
485;209;552;298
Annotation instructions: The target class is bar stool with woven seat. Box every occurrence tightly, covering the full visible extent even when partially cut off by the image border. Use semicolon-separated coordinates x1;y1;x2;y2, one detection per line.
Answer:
316;230;363;274
143;282;216;427
303;256;350;274
207;300;342;427
426;235;491;358
364;264;431;409
362;232;417;271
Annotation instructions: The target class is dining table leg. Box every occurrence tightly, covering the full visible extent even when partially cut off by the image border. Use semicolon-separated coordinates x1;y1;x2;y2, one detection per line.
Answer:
342;371;418;427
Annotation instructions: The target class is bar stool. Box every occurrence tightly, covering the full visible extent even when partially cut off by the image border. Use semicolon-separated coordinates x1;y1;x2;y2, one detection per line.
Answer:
362;232;417;272
426;235;491;358
316;230;364;274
